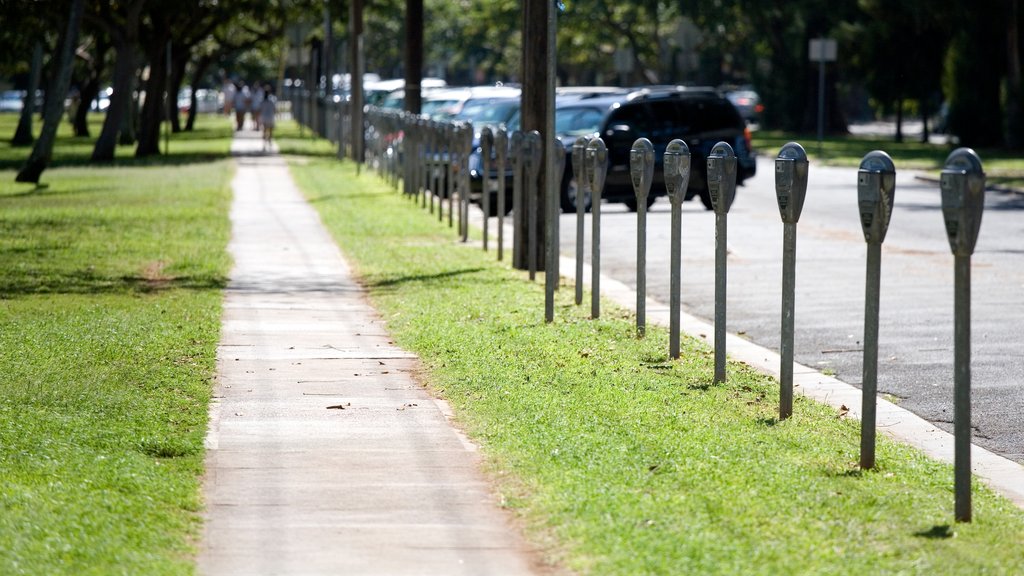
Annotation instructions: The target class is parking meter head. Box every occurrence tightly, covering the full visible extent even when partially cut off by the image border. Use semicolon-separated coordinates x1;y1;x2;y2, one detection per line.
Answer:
494;127;508;162
630;138;655;200
663;139;691;204
480;126;494;155
706;141;738;214
940;147;985;256
586;138;608;195
509;130;524;169
856;150;896;244
775;142;809;224
572;136;591;186
525;130;543;178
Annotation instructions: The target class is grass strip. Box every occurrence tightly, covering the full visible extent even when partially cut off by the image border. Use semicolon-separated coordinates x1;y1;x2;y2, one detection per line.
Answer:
0;122;232;573
752;130;1024;189
291;152;1024;575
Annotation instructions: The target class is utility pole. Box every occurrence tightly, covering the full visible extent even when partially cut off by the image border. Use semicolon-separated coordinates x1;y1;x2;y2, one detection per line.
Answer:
517;0;553;272
405;0;424;114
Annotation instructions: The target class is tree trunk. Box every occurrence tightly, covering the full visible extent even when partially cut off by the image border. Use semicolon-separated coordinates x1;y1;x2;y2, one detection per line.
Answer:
185;55;213;131
135;38;169;157
92;1;143;161
168;45;188;133
16;0;85;184
11;41;43;147
73;75;100;137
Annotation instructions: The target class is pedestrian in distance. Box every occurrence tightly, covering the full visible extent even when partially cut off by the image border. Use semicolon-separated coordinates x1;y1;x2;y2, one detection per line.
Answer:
260;84;277;152
233;81;249;131
252;82;265;131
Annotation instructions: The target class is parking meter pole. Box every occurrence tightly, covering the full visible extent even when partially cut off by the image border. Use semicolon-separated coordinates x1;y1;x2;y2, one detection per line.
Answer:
630;139;655;338
511;131;524;266
572;137;590;306
587;139;608;320
780;222;797;417
495;128;508;261
856;150;896;470
664;140;690;360
447;125;455;228
546;137;565;323
525;131;542;281
939;147;985;523
860;241;882;470
481;128;493;252
954;254;972;522
462;125;472;243
774;142;809;420
708;142;737;384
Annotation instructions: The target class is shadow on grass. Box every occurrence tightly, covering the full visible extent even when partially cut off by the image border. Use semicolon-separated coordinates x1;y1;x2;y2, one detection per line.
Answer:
915;524;955;539
0;272;227;298
367;267;487;289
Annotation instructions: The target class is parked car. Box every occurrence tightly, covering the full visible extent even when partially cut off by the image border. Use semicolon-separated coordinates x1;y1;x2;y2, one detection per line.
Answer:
499;87;756;212
365;77;447;107
421;85;521;120
0;90;25;113
725;88;763;125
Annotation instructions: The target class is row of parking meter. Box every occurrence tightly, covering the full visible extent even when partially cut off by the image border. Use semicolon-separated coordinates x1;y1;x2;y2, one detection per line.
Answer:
360;105;987;523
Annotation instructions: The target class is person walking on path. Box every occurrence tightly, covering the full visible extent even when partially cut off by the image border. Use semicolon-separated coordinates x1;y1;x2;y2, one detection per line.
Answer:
232;82;249;131
251;82;265;131
258;85;276;151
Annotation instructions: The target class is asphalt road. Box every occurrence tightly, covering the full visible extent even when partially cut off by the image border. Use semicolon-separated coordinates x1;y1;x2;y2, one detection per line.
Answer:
559;154;1024;463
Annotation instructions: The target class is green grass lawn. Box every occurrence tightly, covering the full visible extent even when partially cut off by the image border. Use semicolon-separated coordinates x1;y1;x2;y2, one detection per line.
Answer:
752;130;1024;189
0;114;232;574
291;153;1024;575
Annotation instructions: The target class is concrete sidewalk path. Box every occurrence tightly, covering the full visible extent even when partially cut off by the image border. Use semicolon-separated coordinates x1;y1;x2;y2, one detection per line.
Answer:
198;133;541;575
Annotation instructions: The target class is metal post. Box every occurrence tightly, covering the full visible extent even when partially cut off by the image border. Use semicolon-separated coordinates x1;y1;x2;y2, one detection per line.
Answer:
707;142;737;383
775;142;809;419
511;131;524;265
447;123;455;228
546;137;565;322
525;130;542;281
461;123;472;243
856;150;896;470
860;241;882;469
587;139;608;319
572;137;591;306
481;127;493;251
664;140;691;359
630;138;654;337
939;147;985;522
954;253;971;521
495;128;508;261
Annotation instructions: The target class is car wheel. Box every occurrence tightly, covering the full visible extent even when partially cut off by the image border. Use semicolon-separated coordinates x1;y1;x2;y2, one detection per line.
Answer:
624;195;656;212
560;173;592;214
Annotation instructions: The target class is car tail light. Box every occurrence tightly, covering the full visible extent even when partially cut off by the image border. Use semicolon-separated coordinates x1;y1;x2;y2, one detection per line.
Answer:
755;103;765;114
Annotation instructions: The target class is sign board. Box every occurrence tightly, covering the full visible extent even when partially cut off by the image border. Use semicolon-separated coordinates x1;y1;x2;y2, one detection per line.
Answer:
809;38;837;62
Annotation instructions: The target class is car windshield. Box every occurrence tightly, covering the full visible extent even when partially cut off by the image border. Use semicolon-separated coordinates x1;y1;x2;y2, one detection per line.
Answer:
454;100;518;125
504;106;603;135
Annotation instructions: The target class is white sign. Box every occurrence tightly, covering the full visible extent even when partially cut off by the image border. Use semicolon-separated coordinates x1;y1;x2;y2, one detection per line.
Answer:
809;38;838;62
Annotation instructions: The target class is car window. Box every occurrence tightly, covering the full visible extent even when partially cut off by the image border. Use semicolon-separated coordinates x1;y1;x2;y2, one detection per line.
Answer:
679;97;743;133
455;100;519;125
554;107;603;136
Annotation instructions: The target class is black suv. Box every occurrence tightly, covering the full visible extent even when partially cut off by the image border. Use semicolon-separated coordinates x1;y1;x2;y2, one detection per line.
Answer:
556;87;756;212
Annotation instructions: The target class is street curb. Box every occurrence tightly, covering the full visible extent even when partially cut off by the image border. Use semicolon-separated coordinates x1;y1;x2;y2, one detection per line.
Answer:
558;254;1024;510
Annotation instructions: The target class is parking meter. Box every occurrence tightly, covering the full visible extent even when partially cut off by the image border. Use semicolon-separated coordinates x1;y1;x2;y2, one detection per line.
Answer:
707;142;737;214
664;139;691;204
586;138;608;196
775;142;809;224
857;151;896;244
480;127;494;250
571;136;591;306
940;147;985;523
940;148;985;257
553;136;566;189
524;130;543;279
493;127;509;260
586;138;608;319
630;138;655;205
664;139;691;359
